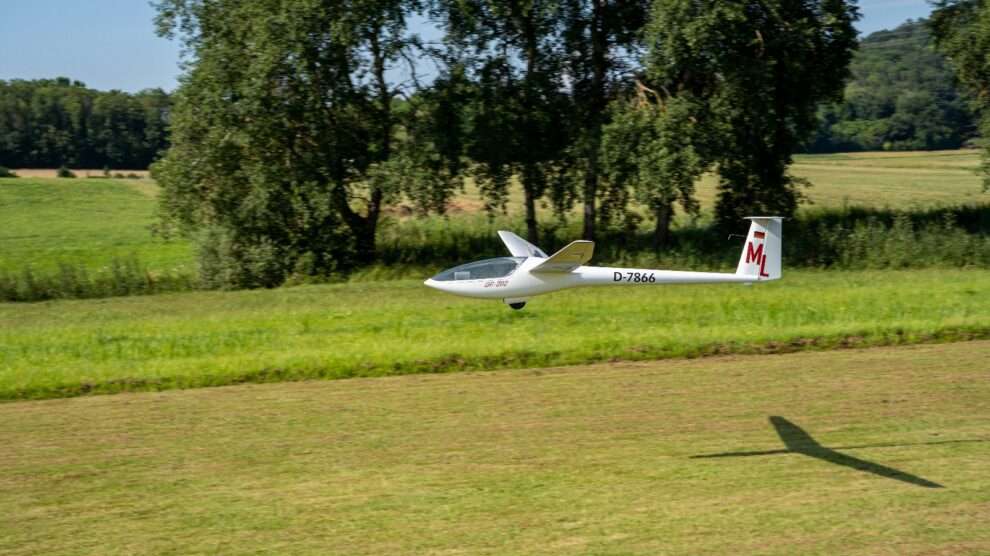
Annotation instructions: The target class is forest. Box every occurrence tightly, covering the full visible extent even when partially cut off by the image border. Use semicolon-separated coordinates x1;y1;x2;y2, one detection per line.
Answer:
0;77;170;169
810;18;980;152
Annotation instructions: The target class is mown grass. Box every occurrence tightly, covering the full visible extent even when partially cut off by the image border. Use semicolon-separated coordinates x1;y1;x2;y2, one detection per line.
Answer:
1;269;988;400
463;149;987;217
1;341;988;555
784;150;986;209
0;177;192;273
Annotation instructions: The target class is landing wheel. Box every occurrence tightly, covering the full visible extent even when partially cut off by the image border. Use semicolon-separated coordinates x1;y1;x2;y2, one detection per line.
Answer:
508;302;526;310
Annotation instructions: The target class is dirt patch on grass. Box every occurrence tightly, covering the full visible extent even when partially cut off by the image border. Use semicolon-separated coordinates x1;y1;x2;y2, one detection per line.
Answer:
13;169;150;179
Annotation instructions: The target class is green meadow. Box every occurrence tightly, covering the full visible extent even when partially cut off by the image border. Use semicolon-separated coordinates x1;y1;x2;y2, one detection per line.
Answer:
2;341;988;555
2;269;988;400
0;177;192;274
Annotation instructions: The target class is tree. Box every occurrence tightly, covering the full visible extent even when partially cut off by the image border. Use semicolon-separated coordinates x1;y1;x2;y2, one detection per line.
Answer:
600;93;707;248
643;0;860;228
152;0;439;286
430;0;571;244
560;0;650;241
931;0;990;190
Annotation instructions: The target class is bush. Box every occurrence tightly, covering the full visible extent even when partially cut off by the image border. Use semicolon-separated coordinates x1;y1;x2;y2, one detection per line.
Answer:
56;166;76;178
0;166;17;178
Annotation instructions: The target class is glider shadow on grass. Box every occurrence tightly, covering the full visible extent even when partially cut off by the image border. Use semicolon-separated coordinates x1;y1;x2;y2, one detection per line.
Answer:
692;416;954;488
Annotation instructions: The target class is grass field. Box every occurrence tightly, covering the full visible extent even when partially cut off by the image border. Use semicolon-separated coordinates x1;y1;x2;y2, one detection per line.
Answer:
2;152;988;554
777;150;985;209
2;341;988;555
2;269;988;400
0;177;192;273
467;149;987;217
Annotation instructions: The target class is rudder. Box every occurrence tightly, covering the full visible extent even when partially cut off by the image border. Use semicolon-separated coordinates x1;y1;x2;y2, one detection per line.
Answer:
735;217;783;280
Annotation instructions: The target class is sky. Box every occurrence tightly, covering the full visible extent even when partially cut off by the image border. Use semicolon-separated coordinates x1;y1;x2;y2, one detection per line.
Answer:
0;0;935;93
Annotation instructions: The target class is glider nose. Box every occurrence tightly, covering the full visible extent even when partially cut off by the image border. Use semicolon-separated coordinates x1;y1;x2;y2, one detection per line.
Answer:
424;278;439;290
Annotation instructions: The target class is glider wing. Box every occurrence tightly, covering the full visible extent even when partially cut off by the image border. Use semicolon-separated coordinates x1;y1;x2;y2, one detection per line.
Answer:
530;240;594;273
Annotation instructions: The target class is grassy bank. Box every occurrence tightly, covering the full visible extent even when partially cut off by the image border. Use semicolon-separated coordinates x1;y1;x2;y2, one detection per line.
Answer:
1;269;988;400
2;342;988;555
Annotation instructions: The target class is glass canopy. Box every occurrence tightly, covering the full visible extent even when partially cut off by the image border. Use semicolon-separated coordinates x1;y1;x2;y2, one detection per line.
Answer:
431;257;526;282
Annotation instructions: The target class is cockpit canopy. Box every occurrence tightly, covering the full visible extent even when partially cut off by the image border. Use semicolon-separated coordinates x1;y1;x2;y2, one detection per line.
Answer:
431;257;526;282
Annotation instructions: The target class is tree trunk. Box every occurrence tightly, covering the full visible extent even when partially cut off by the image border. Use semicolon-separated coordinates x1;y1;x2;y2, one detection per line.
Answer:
343;25;391;264
519;13;541;246
653;203;673;251
582;0;608;241
582;160;598;241
523;165;540;245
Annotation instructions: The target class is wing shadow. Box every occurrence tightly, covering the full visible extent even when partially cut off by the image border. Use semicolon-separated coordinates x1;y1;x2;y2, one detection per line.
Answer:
692;416;952;488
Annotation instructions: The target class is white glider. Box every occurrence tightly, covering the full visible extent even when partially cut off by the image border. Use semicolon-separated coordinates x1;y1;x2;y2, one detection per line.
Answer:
424;217;782;309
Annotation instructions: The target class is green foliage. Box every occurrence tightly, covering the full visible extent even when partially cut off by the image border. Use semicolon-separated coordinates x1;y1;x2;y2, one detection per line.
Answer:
931;0;990;190
642;0;860;228
55;166;76;178
0;166;16;178
430;1;652;243
431;0;574;243
3;152;989;302
0;78;170;169
600;95;707;247
810;19;978;153
370;204;990;274
559;0;650;240
152;0;436;286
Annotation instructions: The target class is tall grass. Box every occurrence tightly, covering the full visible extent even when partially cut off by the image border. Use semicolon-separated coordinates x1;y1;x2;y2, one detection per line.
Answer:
376;204;990;273
0;256;195;302
1;269;989;400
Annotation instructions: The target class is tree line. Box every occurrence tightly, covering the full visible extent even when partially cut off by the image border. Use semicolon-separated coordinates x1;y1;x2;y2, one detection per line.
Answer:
0;78;170;169
0;16;977;173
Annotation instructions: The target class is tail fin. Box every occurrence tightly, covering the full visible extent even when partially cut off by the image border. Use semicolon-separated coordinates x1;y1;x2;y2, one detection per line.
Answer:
735;217;783;280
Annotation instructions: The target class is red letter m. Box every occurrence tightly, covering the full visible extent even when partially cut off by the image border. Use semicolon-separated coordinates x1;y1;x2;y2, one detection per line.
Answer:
746;242;764;264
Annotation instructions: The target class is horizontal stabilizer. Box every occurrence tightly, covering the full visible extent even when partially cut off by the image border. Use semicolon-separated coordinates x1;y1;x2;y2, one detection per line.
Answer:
498;230;548;258
531;240;594;273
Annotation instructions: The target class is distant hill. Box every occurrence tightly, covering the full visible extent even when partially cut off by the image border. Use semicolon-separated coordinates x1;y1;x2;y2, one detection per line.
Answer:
808;19;979;153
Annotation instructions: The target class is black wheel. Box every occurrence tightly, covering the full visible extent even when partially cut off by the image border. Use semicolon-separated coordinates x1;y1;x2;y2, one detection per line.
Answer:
508;302;526;310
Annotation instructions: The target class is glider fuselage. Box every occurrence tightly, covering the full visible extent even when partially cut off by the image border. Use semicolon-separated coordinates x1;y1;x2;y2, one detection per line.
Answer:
424;259;754;300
